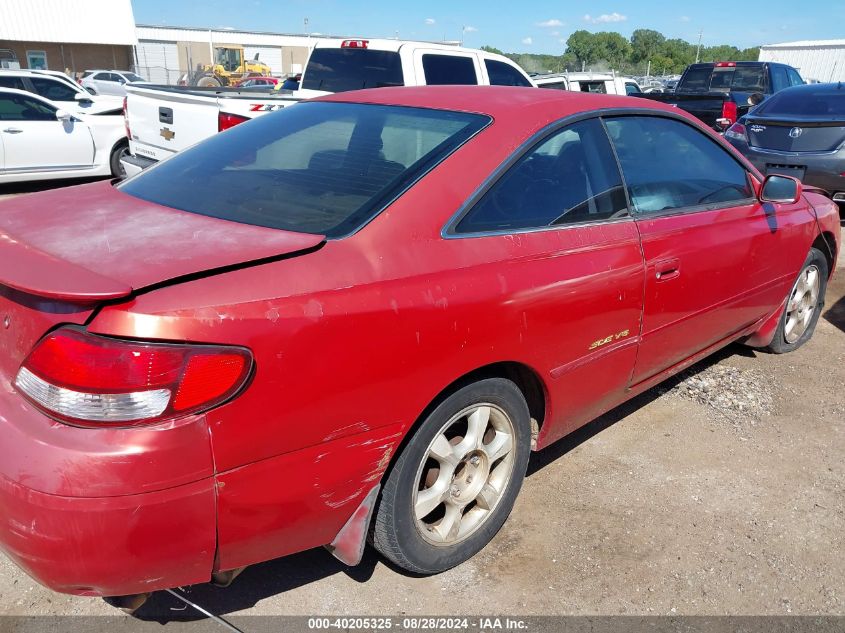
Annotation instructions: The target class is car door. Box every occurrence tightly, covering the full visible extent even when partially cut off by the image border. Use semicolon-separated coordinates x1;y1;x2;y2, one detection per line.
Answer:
413;51;481;86
604;114;798;385
27;76;84;111
447;117;644;445
0;92;94;172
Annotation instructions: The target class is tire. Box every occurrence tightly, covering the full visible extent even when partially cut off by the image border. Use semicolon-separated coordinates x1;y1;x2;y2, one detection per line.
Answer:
766;247;828;354
196;75;222;87
109;141;130;178
372;378;531;574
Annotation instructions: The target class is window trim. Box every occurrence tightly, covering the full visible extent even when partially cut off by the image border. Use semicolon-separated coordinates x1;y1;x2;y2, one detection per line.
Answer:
442;107;762;239
442;110;631;239
601;112;759;219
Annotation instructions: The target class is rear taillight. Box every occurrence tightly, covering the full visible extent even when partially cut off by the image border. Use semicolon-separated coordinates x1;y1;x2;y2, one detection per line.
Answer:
341;39;368;49
122;96;131;139
724;121;747;143
218;112;249;132
716;100;738;129
14;328;252;427
715;61;737;67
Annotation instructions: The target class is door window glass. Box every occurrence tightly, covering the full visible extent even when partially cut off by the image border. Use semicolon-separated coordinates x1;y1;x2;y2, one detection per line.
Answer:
455;118;627;233
0;93;56;121
422;55;478;85
29;77;78;102
604;116;753;214
771;66;789;92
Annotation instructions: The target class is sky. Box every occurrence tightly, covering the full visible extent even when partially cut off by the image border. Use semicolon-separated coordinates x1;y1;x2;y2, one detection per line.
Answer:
130;0;842;54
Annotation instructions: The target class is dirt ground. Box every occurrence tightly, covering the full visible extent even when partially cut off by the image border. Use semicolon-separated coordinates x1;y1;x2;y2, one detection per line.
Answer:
0;180;842;623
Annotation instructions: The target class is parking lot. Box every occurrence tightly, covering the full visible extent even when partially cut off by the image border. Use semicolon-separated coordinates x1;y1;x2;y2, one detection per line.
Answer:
0;179;842;623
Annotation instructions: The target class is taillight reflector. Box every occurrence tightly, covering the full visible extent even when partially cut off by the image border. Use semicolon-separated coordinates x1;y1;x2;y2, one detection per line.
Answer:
218;111;249;132
724;122;747;143
719;100;738;128
15;328;252;427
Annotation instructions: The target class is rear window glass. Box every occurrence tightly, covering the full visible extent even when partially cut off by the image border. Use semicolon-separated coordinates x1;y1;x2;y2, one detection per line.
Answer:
422;55;478;85
683;65;766;93
755;88;845;118
302;49;404;92
484;59;531;87
118;102;488;238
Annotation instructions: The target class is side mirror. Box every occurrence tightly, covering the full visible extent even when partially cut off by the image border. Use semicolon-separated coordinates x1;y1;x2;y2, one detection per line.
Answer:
55;109;72;122
760;174;801;204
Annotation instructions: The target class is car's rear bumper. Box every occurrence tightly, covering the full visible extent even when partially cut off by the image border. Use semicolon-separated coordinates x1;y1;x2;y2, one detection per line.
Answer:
741;145;845;195
0;387;217;596
120;152;156;177
0;473;216;596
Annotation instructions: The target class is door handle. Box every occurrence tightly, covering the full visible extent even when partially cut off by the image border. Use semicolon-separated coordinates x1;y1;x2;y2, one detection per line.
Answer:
654;258;681;282
2;127;23;134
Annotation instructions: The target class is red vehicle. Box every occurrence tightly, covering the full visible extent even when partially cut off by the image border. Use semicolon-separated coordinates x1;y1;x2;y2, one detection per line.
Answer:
0;87;839;607
233;76;279;88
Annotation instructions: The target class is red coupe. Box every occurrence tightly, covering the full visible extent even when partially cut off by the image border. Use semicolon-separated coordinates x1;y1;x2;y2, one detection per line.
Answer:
0;86;839;606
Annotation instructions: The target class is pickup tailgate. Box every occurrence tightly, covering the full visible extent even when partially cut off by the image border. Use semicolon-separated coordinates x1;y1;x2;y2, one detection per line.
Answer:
126;85;221;161
637;92;730;129
0;180;324;379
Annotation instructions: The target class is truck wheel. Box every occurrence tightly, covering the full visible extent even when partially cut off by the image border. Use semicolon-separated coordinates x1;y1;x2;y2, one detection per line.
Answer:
109;141;130;178
766;247;828;354
372;378;531;574
196;75;222;87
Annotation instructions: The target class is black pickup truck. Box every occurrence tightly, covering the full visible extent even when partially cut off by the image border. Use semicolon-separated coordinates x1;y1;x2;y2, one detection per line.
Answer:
637;61;804;132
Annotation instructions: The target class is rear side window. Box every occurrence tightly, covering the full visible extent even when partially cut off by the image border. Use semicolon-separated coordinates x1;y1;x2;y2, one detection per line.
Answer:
302;49;404;92
604;116;752;214
422;55;478;85
119;102;488;238
770;66;789;92
538;80;567;90
0;76;26;90
787;68;804;86
577;81;607;94
484;60;531;87
454;118;627;234
29;77;78;101
0;93;55;121
624;82;640;95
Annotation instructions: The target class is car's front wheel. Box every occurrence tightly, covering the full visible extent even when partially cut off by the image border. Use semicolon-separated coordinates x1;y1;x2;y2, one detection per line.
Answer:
766;247;829;354
372;378;531;574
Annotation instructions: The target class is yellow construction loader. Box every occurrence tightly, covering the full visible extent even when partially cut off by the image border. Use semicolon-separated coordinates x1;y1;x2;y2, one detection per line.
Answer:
190;46;272;87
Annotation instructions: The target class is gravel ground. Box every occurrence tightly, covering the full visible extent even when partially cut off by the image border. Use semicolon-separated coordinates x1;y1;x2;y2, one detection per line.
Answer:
0;181;842;626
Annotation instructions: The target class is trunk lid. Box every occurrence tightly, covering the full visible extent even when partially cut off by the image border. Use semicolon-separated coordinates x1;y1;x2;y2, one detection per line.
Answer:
746;117;845;152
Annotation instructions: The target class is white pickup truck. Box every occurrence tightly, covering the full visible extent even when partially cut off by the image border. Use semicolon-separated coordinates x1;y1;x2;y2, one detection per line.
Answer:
121;38;534;176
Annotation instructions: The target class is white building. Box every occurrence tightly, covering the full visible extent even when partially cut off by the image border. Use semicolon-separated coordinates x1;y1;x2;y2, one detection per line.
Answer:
135;26;323;84
759;40;845;83
0;0;137;72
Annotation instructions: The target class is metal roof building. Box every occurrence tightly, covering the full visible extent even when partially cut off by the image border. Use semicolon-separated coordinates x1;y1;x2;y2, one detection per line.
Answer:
0;0;137;72
759;40;845;83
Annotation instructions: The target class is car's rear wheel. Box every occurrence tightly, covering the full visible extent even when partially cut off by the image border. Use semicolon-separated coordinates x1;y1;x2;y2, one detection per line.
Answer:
766;247;828;354
372;378;531;574
109;141;130;178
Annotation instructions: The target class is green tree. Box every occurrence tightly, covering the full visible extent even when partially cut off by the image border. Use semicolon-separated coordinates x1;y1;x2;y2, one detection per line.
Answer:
631;29;666;64
480;45;504;56
594;31;632;69
565;30;599;66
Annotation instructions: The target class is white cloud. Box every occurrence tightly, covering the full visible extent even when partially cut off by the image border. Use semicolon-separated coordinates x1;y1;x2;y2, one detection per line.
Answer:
536;18;564;27
464;25;478;32
680;15;691;22
424;18;436;25
583;12;627;23
521;36;533;45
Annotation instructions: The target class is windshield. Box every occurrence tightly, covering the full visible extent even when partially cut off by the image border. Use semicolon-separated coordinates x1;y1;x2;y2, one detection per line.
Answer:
302;48;404;92
118;102;488;238
755;87;845;119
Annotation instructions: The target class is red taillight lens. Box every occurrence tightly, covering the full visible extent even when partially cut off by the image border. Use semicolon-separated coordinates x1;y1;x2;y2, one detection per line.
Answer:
218;111;249;132
123;96;131;139
15;328;252;427
721;101;738;125
341;39;368;49
715;61;737;67
724;122;747;143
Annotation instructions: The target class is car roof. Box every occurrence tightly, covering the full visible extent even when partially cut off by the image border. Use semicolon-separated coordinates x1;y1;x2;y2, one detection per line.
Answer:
777;82;843;94
316;85;679;129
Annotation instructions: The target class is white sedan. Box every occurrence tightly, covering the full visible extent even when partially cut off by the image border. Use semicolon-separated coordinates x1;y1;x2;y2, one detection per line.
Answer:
0;88;128;184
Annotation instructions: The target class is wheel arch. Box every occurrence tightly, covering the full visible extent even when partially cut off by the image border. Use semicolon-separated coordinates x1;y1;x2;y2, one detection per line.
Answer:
814;232;837;278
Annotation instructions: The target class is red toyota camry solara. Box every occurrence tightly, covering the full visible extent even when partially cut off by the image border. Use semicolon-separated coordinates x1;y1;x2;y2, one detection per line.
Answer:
0;87;839;605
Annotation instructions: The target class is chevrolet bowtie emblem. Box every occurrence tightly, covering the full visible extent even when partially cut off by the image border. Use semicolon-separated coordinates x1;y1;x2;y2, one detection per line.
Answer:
160;127;175;141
